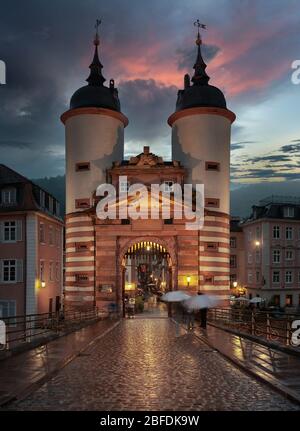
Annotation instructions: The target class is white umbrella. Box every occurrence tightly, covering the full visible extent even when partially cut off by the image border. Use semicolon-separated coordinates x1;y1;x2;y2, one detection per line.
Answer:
184;294;220;310
250;297;265;304
161;291;191;302
232;297;250;302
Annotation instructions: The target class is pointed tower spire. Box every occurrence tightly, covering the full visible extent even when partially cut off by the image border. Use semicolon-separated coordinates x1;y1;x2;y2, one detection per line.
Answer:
191;19;210;86
86;19;106;86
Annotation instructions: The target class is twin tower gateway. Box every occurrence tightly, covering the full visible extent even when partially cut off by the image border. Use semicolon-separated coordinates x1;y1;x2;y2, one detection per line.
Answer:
61;23;236;313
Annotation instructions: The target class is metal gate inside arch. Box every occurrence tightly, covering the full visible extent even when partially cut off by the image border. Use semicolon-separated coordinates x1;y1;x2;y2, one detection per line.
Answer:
122;241;173;317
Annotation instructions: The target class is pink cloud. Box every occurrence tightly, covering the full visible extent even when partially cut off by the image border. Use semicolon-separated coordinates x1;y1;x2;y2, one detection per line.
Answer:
78;3;300;101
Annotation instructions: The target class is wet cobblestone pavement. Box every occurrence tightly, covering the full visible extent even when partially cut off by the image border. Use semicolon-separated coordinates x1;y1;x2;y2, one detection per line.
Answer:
10;319;300;411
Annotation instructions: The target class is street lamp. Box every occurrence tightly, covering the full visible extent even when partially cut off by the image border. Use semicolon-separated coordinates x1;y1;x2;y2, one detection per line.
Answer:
238;286;246;296
187;276;191;287
255;240;260;247
232;281;238;289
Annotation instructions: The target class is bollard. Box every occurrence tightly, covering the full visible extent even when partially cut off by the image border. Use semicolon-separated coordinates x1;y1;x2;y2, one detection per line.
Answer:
286;320;290;346
251;312;255;335
267;313;270;340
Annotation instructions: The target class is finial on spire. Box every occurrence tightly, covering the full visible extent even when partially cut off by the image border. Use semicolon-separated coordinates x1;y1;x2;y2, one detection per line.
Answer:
86;18;106;86
94;19;101;46
194;19;206;45
191;19;210;86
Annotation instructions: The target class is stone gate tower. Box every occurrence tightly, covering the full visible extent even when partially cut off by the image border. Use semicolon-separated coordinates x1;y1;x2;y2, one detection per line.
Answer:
168;23;235;294
61;24;128;308
61;22;235;312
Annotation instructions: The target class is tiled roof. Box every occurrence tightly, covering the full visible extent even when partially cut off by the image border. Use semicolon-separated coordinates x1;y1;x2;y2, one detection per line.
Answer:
0;164;63;221
246;202;300;222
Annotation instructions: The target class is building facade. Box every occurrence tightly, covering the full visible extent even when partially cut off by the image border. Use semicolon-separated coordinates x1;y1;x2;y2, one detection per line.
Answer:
229;217;246;294
0;164;64;317
242;196;300;309
62;25;235;313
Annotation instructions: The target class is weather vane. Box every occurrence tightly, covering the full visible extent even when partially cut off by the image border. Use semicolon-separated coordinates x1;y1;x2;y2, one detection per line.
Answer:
94;19;101;46
194;19;206;45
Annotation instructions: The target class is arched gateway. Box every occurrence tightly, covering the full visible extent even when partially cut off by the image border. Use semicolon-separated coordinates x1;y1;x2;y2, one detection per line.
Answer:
62;24;235;314
117;237;177;316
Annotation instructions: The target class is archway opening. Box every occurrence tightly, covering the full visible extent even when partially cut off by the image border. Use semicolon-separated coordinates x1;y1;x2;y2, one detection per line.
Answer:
121;241;173;318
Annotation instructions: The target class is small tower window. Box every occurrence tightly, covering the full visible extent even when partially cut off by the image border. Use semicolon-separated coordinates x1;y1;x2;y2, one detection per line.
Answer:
75;243;89;252
76;162;90;172
76;274;89;284
204;242;218;251
204;275;214;284
75;198;90;209
205;161;220;171
205;198;220;208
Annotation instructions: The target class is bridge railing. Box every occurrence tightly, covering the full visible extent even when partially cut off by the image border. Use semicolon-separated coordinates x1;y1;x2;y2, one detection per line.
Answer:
0;308;103;351
208;308;300;347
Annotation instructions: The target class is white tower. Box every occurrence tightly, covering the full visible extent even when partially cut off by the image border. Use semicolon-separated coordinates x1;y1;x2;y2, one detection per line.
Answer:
61;23;128;214
168;22;235;215
61;22;128;310
168;22;236;295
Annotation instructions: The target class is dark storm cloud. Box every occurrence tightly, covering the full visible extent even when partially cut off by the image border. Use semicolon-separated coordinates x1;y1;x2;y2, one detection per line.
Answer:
0;0;299;180
0;0;186;175
119;79;176;142
0;140;36;149
250;170;300;180
246;155;291;163
280;143;300;153
231;141;257;151
176;44;220;71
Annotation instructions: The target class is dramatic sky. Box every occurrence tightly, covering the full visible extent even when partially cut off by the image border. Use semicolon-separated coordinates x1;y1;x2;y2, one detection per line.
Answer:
0;0;300;189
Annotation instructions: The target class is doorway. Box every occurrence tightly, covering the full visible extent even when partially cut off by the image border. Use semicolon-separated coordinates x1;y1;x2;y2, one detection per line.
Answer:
121;240;173;318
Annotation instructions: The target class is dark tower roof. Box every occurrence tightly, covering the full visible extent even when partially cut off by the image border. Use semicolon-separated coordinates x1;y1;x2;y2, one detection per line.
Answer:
70;21;121;112
175;22;226;112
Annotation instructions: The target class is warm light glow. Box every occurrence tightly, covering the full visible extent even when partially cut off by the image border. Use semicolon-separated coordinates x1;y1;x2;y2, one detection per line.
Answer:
255;240;260;247
233;281;238;288
146;245;150;251
187;276;191;284
41;281;46;288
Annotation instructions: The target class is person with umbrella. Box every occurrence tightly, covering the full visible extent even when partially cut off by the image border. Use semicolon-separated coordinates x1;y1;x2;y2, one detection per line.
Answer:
161;291;191;337
197;291;207;329
184;292;220;330
186;307;195;331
